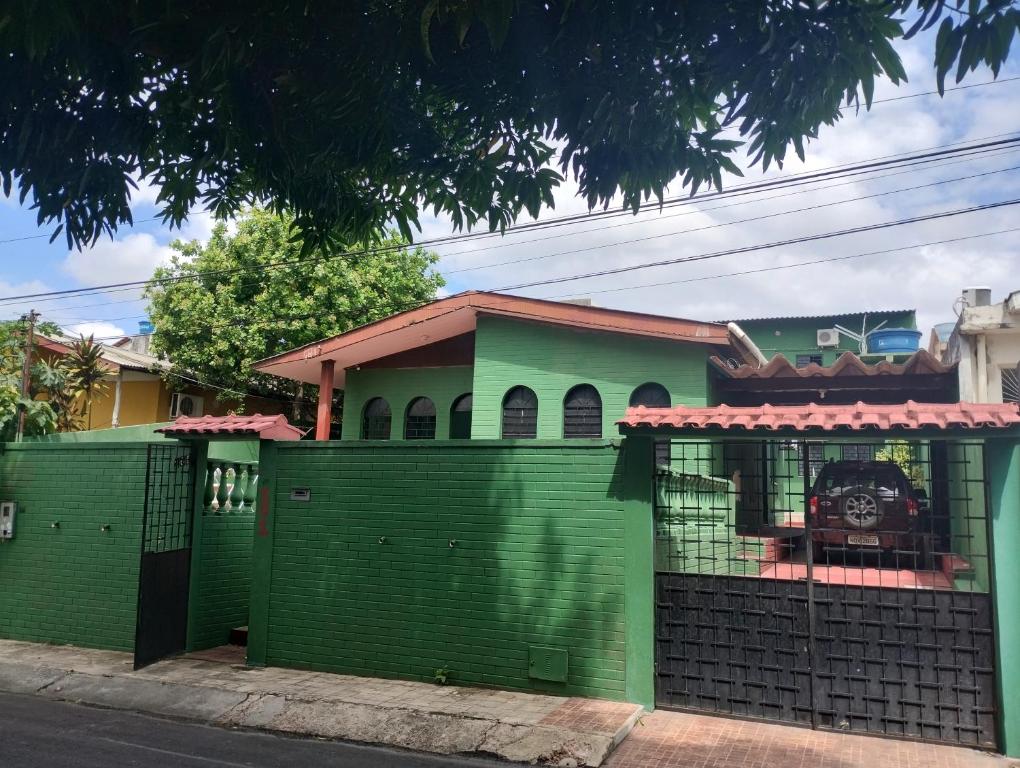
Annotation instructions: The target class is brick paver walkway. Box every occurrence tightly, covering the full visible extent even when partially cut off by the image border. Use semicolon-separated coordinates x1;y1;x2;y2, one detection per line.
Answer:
606;710;1012;768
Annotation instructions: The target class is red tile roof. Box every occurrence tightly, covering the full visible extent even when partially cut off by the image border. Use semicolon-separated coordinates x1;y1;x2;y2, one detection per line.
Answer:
156;414;305;440
618;401;1020;433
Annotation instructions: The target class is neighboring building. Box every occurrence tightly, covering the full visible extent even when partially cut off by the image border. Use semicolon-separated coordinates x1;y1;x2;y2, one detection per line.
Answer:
721;309;917;367
35;325;285;430
254;291;756;441
928;321;955;359
943;287;1020;404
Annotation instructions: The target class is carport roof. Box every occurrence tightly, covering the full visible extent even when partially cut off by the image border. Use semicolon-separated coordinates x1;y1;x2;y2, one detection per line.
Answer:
156;414;305;440
618;401;1020;434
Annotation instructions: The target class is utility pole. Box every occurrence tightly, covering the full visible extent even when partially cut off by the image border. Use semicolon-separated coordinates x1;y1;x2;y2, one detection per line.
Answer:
15;309;39;442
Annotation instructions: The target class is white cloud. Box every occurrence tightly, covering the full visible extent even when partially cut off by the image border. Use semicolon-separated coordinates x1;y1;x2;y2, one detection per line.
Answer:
66;321;128;341
62;232;174;285
127;174;163;208
0;277;54;322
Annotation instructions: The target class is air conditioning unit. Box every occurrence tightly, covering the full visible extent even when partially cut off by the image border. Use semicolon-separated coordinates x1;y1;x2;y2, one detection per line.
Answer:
170;393;204;419
816;328;840;348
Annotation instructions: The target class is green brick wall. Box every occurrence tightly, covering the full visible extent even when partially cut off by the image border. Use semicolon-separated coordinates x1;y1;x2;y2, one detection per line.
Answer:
261;441;632;699
471;316;710;439
0;443;148;651
189;505;255;650
341;366;474;440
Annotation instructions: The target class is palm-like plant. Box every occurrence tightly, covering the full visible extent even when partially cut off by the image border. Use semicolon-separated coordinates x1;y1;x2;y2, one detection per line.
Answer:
63;335;109;429
32;360;85;432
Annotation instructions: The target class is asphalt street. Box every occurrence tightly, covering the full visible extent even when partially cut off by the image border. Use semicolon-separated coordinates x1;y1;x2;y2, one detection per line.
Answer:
0;692;507;768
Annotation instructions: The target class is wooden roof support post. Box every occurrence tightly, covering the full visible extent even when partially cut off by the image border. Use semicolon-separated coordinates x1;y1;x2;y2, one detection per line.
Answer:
315;359;335;441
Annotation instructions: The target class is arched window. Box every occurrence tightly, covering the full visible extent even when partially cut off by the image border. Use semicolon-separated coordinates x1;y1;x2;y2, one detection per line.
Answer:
450;393;473;440
361;397;392;440
629;383;671;465
404;397;437;439
629;382;671;408
502;386;538;439
563;384;602;438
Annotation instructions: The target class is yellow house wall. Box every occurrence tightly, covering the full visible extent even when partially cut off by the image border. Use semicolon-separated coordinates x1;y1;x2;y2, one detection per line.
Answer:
85;380;164;430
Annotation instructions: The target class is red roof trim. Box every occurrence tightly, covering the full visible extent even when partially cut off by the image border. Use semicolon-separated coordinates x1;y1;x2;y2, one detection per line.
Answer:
618;401;1020;433
254;290;730;371
155;414;305;441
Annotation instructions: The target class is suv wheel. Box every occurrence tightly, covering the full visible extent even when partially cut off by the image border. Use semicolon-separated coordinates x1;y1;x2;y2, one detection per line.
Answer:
841;486;883;529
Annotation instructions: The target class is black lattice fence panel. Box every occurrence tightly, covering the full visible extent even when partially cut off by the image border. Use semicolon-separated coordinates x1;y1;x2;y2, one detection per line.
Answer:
653;438;998;749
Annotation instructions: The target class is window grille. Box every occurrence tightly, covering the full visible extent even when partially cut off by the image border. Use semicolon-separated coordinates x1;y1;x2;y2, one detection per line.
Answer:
795;354;824;367
630;382;671;465
450;393;473;439
564;384;602;438
629;382;670;408
1002;365;1019;403
361;397;392;440
502;386;538;438
841;443;876;462
404;397;437;439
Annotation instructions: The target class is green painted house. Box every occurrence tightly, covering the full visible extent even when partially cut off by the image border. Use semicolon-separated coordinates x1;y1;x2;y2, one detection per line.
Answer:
724;309;917;367
255;291;753;441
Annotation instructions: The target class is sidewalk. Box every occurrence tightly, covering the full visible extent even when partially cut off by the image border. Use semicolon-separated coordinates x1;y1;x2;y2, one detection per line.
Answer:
0;640;642;767
606;709;1011;768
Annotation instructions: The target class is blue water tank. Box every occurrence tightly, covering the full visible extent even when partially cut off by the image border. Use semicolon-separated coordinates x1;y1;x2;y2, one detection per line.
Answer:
865;328;921;354
138;320;155;335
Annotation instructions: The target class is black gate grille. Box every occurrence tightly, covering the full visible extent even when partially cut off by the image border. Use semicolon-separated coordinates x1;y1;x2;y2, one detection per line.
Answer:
653;439;998;749
656;573;814;724
134;443;196;669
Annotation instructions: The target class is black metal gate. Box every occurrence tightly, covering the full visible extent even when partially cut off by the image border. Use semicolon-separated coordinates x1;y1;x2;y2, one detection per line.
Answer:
134;443;196;669
653;439;998;749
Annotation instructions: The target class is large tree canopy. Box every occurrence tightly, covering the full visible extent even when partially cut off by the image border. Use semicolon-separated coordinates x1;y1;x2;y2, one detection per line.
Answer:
1;1;1016;251
144;208;445;412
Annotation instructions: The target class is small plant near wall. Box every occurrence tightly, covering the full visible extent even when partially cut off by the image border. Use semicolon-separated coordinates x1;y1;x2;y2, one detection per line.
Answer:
432;664;451;686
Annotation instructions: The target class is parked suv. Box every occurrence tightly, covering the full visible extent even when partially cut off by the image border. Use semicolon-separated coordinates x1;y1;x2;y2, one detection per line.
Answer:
808;460;928;565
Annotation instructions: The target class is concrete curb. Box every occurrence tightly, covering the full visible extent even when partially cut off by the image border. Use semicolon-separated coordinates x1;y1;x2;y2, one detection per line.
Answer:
0;657;640;767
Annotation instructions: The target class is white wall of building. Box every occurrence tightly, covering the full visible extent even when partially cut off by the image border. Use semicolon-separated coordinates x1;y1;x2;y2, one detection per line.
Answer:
946;291;1020;404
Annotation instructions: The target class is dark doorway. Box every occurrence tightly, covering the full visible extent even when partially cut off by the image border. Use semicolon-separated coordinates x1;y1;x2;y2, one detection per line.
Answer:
134;443;196;669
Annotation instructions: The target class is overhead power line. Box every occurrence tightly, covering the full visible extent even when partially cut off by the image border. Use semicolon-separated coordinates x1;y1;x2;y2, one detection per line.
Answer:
68;198;1020;344
2;135;1018;309
48;157;1020;325
75;220;1020;343
436;145;1020;262
492;197;1020;291
540;225;1020;300
868;74;1020;105
445;161;1020;275
34;142;1020;321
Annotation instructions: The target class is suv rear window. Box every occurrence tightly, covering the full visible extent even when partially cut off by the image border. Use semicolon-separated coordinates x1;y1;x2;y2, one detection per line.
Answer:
816;463;908;494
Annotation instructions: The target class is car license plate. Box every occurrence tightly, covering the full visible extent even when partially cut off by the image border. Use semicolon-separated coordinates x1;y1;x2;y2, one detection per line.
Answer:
847;534;880;546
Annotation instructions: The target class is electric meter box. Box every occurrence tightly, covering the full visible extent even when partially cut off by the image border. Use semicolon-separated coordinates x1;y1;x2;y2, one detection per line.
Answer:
0;501;16;539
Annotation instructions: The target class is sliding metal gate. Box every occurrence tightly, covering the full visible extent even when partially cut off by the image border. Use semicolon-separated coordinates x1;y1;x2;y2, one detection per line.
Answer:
134;443;196;669
653;439;998;749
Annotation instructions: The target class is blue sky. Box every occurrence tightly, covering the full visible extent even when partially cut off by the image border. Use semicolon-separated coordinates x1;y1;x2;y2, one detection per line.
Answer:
1;32;1018;340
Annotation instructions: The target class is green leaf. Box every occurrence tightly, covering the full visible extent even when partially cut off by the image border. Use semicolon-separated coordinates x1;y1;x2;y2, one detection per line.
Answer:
420;0;438;63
